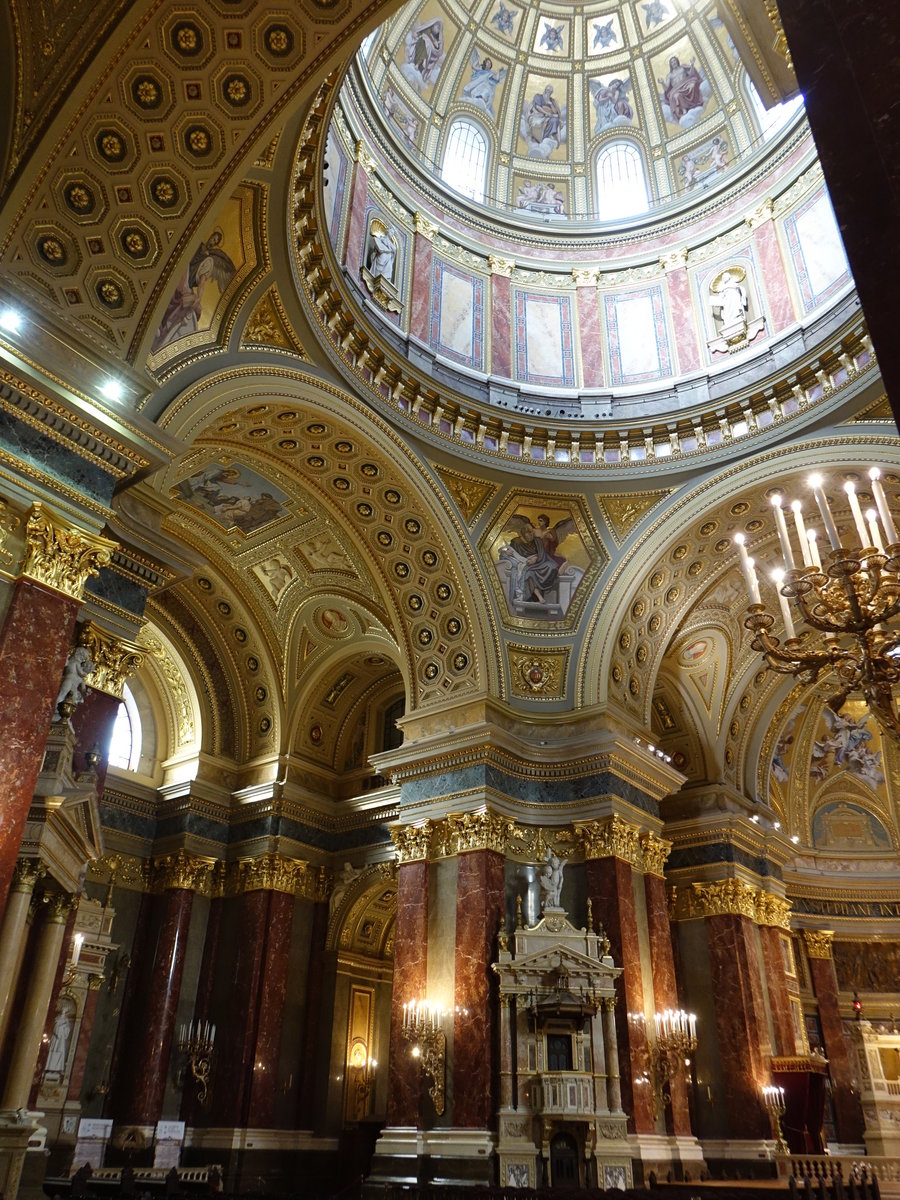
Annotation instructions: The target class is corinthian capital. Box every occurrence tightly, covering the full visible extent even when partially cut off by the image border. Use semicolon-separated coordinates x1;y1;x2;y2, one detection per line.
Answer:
22;503;116;600
78;621;145;698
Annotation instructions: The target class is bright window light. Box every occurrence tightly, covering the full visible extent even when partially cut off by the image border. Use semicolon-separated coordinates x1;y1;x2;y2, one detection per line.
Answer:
100;379;124;402
0;308;22;333
596;142;650;219
441;120;488;205
108;683;142;771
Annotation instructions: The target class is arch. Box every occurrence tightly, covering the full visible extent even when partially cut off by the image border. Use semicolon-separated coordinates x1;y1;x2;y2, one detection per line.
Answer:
441;117;489;205
594;139;650;219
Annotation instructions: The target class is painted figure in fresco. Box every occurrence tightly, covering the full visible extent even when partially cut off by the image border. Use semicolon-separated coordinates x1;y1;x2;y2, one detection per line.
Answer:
589;76;633;132
643;0;668;29
499;513;576;604
401;17;445;93
516;180;564;214
659;56;707;124
521;85;564;157
490;0;517;37
810;708;884;787
152;230;236;352
383;87;419;143
592;18;617;49
368;226;397;280
710;135;728;171
539;22;564;53
462;51;507;120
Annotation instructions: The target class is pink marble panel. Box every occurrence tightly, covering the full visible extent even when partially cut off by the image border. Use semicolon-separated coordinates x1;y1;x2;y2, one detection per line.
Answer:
387;860;428;1127
491;274;511;378
758;925;796;1057
577;288;605;387
453;850;505;1128
666;267;701;373
644;873;690;1136
0;579;80;914
587;857;654;1133
181;894;222;1126
409;234;432;343
344;168;369;273
809;955;864;1143
754;219;796;333
248;890;294;1127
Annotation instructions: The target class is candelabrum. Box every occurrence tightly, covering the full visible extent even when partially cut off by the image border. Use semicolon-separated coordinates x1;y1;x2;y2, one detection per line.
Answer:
348;1042;377;1120
763;1084;789;1154
649;1009;698;1121
401;1000;451;1116
178;1020;215;1104
735;468;900;745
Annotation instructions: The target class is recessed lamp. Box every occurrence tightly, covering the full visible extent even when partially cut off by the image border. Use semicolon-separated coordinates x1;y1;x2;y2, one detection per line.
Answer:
100;379;124;402
773;820;781;830
791;835;800;844
0;308;22;334
751;814;760;823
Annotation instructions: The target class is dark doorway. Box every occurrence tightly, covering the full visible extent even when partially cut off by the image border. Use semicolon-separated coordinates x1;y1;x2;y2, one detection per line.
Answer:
550;1132;579;1188
547;1033;573;1071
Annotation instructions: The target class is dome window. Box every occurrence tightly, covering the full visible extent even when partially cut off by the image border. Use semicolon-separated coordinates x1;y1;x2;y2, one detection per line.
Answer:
441;119;488;204
108;682;142;772
595;141;650;220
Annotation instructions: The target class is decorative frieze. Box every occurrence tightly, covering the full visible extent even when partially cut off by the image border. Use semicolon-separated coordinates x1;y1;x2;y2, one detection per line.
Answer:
575;815;643;870
690;877;758;919
78;621;145;698
803;929;834;959
437;809;515;856
148;851;218;896
392;820;433;863
231;852;316;899
22;503;116;600
756;891;793;930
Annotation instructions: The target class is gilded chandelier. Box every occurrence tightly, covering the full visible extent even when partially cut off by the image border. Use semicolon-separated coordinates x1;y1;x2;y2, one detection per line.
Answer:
735;468;900;743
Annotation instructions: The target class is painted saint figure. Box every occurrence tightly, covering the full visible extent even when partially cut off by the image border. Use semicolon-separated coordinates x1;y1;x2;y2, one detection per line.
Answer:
490;0;517;37
152;230;236;352
539;22;564;53
498;513;576;604
521;84;565;157
659;55;707;124
461;50;507;120
592;18;617;48
401;17;445;93
590;75;633;132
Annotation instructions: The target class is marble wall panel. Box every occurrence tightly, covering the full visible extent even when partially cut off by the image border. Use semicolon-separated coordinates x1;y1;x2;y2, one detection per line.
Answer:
758;925;796;1057
603;285;672;384
387;860;428;1127
429;258;484;370
344;166;368;273
410;233;433;344
576;288;605;386
753;218;795;333
492;273;511;377
513;291;575;386
664;267;701;374
783;187;850;314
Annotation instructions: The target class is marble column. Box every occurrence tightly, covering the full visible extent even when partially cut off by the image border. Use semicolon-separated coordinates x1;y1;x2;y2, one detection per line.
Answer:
804;930;864;1145
489;259;512;378
644;868;691;1135
387;858;428;1127
603;998;623;1113
297;895;329;1130
0;861;45;1046
67;984;100;1103
758;924;796;1057
0;507;113;917
452;848;505;1128
247;889;295;1128
409;220;434;346
2;892;72;1107
29;904;78;1101
586;855;655;1133
115;857;202;1126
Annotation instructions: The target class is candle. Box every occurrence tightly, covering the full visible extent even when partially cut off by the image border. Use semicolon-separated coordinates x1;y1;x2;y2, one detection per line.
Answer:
790;501;812;567
809;474;841;550
771;569;796;640
869;468;899;544
770;494;796;569
866;508;885;553
844;481;870;547
806;527;822;570
734;534;761;604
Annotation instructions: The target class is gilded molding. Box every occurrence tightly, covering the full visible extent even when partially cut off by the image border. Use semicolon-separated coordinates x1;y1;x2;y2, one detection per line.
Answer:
11;858;47;894
437;809;516;856
575;815;643;869
756;891;792;930
78;621;145;698
148;851;217;896
690;877;758;919
640;831;672;877
414;213;438;241
488;255;514;277
803;929;834;959
392;820;433;863
231;852;314;898
22;503;116;600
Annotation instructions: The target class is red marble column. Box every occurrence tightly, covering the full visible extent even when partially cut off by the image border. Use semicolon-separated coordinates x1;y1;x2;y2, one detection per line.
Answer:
576;286;605;387
182;894;222;1127
491;271;511;378
704;913;771;1139
29;904;78;1102
752;213;796;334
247;890;294;1127
0;578;81;917
452;850;505;1128
410;231;433;345
72;687;120;796
644;872;691;1136
345;164;369;272
586;857;654;1134
67;986;100;1102
116;887;194;1125
807;951;864;1144
297;897;328;1130
758;925;796;1057
664;263;701;373
387;860;428;1127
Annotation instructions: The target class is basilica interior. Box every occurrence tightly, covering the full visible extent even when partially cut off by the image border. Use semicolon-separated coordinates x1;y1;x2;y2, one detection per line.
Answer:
0;0;898;1194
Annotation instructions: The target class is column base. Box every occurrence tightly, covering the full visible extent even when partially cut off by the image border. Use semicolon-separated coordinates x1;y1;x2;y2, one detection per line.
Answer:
0;1109;47;1200
699;1138;781;1178
628;1132;706;1182
367;1127;495;1188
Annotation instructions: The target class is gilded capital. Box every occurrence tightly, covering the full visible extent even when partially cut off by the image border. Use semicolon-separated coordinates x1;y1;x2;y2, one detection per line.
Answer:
355;140;377;174
659;247;688;272
44;891;76;922
746;198;775;229
439;809;514;856
571;267;600;287
602;996;617;1012
149;851;216;896
488;255;515;277
392;820;433;863
640;831;671;877
78;621;145;698
756;891;792;930
803;929;834;959
575;815;642;869
690;877;757;920
415;213;439;241
12;858;46;894
234;852;312;898
22;503;116;600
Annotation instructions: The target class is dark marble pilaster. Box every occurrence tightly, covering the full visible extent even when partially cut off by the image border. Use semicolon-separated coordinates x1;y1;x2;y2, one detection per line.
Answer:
453;850;505;1128
247;890;294;1128
644;872;690;1136
67;985;99;1102
387;859;428;1127
586;856;655;1133
758;925;795;1057
71;688;120;796
806;937;864;1144
297;897;328;1130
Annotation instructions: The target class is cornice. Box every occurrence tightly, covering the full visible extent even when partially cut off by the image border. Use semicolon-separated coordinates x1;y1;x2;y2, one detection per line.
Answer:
669;876;792;927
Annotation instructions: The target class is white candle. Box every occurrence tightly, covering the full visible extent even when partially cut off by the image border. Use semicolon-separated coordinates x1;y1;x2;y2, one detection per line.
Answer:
790;501;812;567
844;481;870;547
771;569;796;640
866;508;885;553
770;494;796;569
806;527;822;569
809;474;841;550
734;535;761;603
869;468;899;544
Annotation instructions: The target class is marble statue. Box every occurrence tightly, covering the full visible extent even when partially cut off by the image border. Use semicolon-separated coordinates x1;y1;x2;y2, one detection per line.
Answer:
55;646;94;715
539;848;565;910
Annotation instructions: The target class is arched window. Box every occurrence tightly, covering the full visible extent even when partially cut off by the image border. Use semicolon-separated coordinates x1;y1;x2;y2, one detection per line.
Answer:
746;78;805;142
441;120;488;204
108;682;142;772
595;141;650;219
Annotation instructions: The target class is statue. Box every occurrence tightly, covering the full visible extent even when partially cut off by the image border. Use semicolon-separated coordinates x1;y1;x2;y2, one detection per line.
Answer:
45;999;75;1075
329;861;361;916
55;646;94;717
367;225;396;281
708;264;764;352
538;848;565;910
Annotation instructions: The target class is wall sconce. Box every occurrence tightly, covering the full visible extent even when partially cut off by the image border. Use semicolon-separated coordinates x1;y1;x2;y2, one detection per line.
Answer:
178;1020;215;1104
763;1084;789;1154
402;1000;450;1115
348;1042;377;1118
649;1009;698;1120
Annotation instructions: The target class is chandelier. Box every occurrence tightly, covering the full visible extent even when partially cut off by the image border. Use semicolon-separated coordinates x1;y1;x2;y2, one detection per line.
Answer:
735;468;900;742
